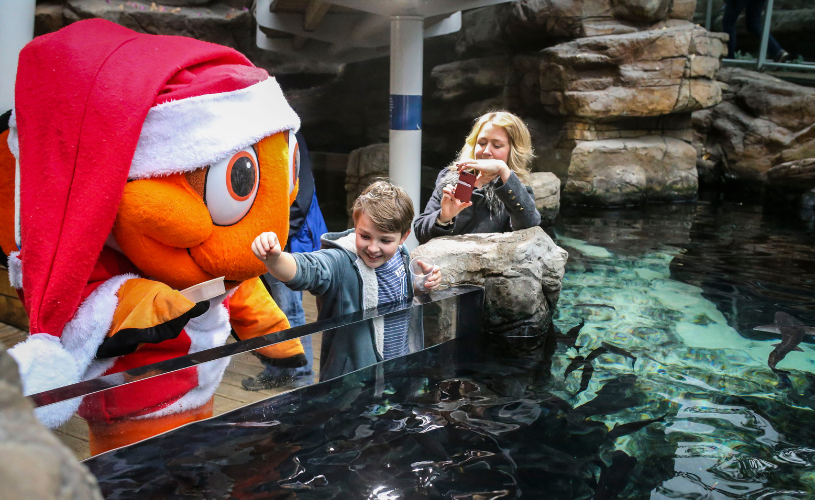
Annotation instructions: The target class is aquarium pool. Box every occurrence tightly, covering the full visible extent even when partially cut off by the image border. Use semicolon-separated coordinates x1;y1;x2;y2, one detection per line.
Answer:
85;201;815;499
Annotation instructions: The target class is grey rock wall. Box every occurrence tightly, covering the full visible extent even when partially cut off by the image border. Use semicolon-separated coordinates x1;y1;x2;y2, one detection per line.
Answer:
0;343;103;500
693;67;815;189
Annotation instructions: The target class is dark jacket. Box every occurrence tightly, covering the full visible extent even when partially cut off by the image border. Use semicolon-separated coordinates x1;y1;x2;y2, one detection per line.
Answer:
285;230;422;381
414;168;540;244
286;131;327;253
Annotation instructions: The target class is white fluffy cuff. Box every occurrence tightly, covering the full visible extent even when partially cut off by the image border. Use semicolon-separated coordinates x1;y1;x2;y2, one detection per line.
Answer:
8;334;82;428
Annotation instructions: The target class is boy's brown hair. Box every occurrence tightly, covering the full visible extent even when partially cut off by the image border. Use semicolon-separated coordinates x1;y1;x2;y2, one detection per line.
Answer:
352;180;414;235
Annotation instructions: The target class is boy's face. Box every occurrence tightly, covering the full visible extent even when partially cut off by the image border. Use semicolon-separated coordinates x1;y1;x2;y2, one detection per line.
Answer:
355;212;409;269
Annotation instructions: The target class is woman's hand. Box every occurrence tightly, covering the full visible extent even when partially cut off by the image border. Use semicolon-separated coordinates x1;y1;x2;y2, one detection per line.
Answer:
439;184;472;223
456;159;511;188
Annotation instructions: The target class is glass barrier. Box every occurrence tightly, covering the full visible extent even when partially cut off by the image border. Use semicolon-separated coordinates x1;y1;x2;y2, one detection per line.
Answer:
34;285;484;459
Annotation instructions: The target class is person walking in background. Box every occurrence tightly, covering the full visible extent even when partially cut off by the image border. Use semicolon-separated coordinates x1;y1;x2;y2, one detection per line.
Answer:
723;0;789;62
413;111;541;244
243;132;328;391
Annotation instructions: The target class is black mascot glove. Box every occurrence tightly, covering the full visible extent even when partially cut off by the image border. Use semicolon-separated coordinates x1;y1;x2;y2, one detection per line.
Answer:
95;300;210;359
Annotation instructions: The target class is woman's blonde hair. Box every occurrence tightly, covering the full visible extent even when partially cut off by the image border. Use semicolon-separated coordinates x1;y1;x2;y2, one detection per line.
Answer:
450;111;534;185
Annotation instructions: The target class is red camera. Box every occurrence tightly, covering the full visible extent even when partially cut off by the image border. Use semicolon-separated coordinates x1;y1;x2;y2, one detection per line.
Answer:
454;170;477;203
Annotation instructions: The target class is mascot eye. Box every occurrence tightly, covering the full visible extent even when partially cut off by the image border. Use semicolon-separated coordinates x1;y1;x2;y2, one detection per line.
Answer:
288;130;300;197
205;146;260;226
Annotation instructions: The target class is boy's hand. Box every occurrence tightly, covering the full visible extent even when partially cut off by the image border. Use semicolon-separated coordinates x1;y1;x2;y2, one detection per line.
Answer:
251;232;282;261
418;261;442;291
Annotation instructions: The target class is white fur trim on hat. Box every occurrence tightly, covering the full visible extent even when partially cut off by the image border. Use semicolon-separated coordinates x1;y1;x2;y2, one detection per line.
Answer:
129;77;300;180
7;273;136;428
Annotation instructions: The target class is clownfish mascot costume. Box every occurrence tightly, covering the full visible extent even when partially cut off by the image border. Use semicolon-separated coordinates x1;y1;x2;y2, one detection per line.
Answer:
0;19;307;455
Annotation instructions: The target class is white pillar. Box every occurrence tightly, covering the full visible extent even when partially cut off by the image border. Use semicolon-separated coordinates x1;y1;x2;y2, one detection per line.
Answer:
0;0;36;112
389;16;423;250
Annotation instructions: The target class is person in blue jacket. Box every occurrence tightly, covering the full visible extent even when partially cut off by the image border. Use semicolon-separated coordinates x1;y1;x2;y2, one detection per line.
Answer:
242;132;328;390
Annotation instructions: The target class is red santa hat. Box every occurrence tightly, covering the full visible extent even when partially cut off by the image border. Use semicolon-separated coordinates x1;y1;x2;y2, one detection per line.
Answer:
7;19;299;341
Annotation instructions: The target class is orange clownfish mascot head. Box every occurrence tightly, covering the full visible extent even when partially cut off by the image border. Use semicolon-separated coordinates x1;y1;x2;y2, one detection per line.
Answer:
0;19;305;437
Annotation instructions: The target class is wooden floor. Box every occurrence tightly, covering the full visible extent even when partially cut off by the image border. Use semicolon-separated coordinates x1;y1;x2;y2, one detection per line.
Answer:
2;294;321;461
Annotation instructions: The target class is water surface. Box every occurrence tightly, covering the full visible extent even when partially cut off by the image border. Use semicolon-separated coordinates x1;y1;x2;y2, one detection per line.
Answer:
86;201;815;499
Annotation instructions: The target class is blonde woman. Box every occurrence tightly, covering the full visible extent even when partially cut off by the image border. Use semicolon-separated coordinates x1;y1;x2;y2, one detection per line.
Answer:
414;111;541;244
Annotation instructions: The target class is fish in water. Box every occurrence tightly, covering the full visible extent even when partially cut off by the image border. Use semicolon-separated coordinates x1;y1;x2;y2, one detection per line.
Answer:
762;312;809;372
556;319;584;351
574;303;617;311
692;313;716;326
566;319;585;338
591;450;638;500
754;315;815;336
564;355;587;379
605;414;667;441
576;363;595;395
567;343;638;395
600;342;637;367
567;347;606;394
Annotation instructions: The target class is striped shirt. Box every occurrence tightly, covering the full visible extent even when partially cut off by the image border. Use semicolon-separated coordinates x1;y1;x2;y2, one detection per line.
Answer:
375;253;411;360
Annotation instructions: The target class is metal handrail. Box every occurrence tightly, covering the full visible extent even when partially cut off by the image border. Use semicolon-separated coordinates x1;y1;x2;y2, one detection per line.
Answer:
706;0;813;72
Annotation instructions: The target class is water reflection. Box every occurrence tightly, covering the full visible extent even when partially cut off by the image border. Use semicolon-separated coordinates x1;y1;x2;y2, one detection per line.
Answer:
85;202;815;498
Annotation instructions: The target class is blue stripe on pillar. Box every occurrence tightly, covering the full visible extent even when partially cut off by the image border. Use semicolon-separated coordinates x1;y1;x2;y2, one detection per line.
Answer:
389;94;422;131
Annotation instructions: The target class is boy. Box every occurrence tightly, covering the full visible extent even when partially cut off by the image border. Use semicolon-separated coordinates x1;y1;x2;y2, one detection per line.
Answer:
251;181;441;381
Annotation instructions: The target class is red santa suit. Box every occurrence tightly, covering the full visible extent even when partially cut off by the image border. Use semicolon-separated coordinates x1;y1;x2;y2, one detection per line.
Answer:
2;19;306;455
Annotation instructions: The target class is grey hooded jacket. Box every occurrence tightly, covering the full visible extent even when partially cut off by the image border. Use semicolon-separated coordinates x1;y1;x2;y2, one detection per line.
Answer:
286;229;422;381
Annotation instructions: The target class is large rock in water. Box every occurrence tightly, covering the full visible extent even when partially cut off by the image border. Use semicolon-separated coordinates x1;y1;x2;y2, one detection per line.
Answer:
412;227;568;335
564;136;698;205
693;68;815;190
0;344;103;500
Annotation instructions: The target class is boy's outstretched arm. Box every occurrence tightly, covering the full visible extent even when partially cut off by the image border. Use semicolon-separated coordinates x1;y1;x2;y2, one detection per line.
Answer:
251;232;297;282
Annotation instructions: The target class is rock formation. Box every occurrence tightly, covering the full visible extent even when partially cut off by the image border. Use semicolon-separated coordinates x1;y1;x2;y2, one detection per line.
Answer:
0;343;103;500
693;68;815;191
411;227;568;335
30;0;815;211
529;172;561;224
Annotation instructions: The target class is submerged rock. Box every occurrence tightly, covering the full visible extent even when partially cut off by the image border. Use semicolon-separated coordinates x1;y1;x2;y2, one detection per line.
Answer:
412;227;568;334
0;344;103;500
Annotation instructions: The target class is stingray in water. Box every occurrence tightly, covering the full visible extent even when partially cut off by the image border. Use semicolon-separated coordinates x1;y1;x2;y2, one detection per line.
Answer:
754;312;812;373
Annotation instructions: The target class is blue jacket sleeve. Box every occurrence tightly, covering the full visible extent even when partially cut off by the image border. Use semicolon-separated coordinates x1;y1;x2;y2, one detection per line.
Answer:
285;249;345;296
